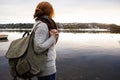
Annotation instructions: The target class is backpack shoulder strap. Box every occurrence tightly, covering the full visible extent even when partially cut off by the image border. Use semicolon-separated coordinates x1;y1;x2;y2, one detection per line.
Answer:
33;22;41;32
22;22;41;38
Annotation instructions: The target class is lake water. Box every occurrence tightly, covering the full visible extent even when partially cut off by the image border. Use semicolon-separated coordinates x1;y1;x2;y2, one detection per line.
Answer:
0;32;120;56
1;32;120;80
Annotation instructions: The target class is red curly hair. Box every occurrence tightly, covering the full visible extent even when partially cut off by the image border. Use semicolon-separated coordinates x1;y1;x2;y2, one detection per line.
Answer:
34;1;54;20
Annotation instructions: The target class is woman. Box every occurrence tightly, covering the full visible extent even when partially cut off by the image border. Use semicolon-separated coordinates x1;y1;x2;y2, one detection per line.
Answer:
33;1;59;80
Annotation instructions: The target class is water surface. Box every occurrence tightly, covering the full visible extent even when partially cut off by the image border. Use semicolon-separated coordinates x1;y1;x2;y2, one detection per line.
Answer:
1;32;120;80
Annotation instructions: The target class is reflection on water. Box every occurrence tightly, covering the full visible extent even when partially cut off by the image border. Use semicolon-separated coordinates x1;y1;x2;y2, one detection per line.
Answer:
0;32;23;41
59;29;109;33
0;32;120;55
0;28;109;33
57;33;120;55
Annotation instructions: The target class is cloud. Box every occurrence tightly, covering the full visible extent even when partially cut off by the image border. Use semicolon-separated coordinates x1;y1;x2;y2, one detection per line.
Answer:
0;0;120;24
0;0;32;5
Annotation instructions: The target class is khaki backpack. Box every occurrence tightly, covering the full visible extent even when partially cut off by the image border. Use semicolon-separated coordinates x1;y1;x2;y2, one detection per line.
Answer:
6;22;48;80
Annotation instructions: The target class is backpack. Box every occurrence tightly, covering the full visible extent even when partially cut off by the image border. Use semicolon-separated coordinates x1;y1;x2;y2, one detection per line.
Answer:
5;22;48;80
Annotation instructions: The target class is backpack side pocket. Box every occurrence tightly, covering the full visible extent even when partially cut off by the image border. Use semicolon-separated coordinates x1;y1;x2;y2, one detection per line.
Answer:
16;58;30;75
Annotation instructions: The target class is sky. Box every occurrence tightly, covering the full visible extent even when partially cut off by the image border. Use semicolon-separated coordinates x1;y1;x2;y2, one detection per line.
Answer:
0;0;120;25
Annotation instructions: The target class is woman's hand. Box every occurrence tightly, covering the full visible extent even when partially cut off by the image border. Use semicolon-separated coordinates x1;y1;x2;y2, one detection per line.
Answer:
50;29;59;38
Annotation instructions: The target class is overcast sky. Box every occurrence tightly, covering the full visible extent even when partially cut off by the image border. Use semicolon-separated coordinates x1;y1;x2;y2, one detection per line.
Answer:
0;0;120;25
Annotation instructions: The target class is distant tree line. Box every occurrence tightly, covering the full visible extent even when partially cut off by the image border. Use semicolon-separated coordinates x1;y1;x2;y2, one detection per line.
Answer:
0;23;120;33
58;23;120;33
0;23;33;29
58;23;109;29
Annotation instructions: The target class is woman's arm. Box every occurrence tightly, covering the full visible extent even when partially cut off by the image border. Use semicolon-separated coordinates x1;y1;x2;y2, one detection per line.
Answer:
34;23;56;54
